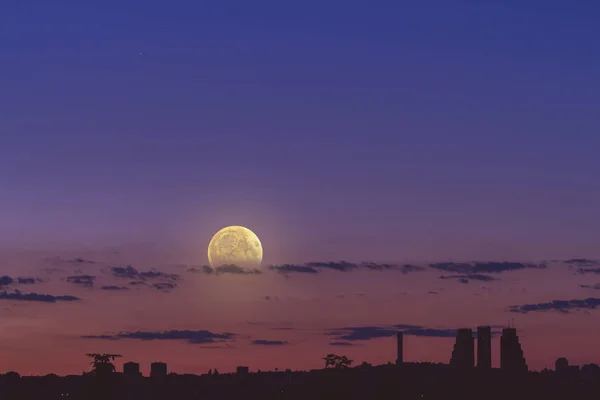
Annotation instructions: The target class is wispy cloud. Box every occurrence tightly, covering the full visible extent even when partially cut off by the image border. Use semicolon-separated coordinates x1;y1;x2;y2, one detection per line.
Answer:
580;284;600;290
269;265;319;274
217;265;262;275
188;265;215;274
508;298;600;314
329;341;355;346
429;261;545;274
564;259;600;267
251;339;288;346
269;262;424;275
577;268;600;275
439;274;497;284
328;325;460;342
0;290;80;303
81;330;235;344
17;277;42;285
100;285;129;291
152;282;177;291
327;324;503;342
110;266;180;283
66;275;96;288
188;265;261;275
45;256;97;265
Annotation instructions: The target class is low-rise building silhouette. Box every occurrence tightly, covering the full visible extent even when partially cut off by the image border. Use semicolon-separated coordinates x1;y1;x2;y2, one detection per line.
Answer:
150;362;167;378
123;362;141;378
236;366;249;375
500;328;527;373
450;328;474;368
477;325;492;369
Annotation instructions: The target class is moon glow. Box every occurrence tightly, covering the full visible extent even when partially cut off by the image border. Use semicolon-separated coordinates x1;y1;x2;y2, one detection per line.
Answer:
208;226;263;268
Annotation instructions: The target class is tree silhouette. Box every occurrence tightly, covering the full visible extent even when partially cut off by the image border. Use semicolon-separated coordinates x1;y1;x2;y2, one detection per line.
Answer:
323;353;337;368
86;353;122;377
323;354;354;369
337;355;353;369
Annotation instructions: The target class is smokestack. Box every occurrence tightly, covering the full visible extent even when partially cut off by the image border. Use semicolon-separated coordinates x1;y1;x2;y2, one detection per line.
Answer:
396;332;403;365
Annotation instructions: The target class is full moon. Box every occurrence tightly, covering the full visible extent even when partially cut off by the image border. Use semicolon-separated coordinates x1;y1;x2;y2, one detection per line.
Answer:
207;226;263;268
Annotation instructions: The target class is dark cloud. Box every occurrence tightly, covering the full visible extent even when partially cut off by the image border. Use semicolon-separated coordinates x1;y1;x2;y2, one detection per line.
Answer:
329;341;355;346
429;261;546;274
329;326;398;341
402;328;458;338
581;284;600;290
428;291;439;295
269;262;424;274
111;266;139;279
139;271;180;281
262;295;280;301
307;261;357;272
0;276;14;286
16;277;41;285
0;276;40;287
202;265;214;274
269;265;319;274
82;330;235;344
577;268;600;274
0;290;80;303
152;282;177;291
66;275;96;288
251;339;289;346
565;259;599;267
129;281;146;286
328;325;460;341
400;264;426;274
359;262;397;271
439;274;497;284
508;298;600;314
393;324;423;330
214;265;262;275
188;265;214;274
45;256;97;265
110;266;180;287
100;285;129;291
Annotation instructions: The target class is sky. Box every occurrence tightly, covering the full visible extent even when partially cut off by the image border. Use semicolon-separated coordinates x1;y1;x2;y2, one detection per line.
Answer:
1;0;599;375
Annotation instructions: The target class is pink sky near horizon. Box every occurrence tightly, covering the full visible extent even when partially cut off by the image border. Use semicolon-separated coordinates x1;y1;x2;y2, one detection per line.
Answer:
0;246;599;376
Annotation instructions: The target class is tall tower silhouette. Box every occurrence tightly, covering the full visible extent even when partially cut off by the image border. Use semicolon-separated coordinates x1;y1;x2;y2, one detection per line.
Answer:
150;362;168;378
396;332;403;365
477;326;492;369
450;328;474;368
500;327;528;373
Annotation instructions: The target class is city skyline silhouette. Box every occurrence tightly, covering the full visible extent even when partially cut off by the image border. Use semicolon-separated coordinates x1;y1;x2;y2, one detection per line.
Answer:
1;2;599;397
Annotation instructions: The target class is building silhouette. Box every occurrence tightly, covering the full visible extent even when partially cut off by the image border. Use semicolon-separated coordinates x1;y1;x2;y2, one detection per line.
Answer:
500;328;528;372
123;362;141;378
556;357;569;372
396;332;403;365
150;362;167;378
477;325;492;369
450;328;474;368
236;366;249;375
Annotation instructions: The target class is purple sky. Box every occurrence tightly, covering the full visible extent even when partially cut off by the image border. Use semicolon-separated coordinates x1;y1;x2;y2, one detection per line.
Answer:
0;1;599;375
